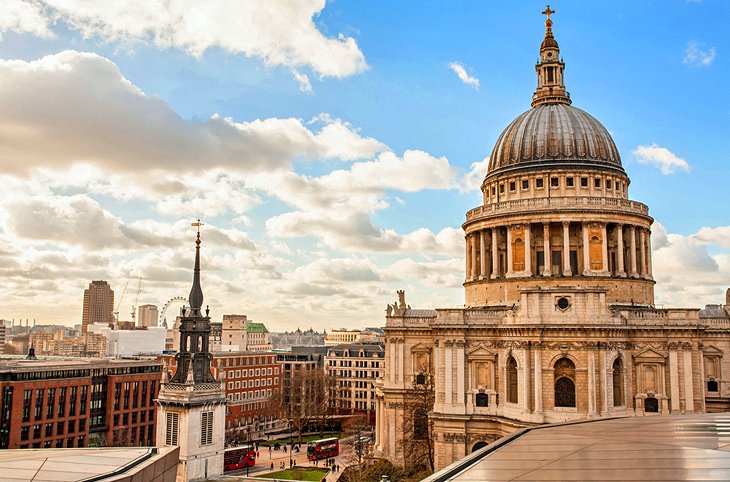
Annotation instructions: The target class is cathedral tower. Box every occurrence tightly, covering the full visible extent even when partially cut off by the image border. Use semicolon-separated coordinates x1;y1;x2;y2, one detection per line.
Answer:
157;222;226;482
463;6;654;307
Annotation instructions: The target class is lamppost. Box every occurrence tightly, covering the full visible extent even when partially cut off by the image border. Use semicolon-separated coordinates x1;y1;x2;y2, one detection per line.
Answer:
288;419;293;468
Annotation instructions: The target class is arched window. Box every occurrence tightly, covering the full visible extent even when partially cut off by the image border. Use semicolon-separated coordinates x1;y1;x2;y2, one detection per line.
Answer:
472;441;488;453
554;358;576;408
612;358;624;407
475;393;488;407
507;356;518;404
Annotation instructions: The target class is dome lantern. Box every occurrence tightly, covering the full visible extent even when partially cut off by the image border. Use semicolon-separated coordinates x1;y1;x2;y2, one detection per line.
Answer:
532;5;571;107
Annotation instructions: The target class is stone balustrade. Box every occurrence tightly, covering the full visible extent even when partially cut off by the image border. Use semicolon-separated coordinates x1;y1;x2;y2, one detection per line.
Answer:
466;196;649;222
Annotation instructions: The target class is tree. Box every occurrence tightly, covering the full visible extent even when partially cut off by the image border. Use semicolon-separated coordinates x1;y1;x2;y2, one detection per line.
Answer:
281;366;338;441
398;374;435;473
341;415;373;466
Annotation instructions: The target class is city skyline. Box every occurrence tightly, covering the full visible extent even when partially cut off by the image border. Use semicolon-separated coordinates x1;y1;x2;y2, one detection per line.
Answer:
0;1;728;330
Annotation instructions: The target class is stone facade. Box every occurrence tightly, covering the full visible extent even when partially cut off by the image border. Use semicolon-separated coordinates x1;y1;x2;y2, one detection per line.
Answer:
374;10;730;473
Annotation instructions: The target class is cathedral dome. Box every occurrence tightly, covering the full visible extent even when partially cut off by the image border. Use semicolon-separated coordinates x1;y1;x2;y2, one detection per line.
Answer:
486;103;623;179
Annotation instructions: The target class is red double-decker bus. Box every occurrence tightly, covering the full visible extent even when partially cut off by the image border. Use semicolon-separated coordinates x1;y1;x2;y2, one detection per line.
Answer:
224;445;256;471
307;437;339;461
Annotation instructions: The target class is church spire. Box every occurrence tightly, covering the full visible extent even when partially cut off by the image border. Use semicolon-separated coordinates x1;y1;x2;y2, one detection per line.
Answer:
188;220;204;317
532;5;571;107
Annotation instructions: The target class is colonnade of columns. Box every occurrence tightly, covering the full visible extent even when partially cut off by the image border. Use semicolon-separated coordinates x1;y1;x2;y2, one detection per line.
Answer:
465;221;652;281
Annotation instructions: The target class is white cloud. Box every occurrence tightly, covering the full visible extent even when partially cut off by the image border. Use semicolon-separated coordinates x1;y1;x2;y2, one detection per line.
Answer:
652;222;730;308
0;51;386;177
2;0;367;79
448;61;480;89
633;144;690;175
463;157;489;192
683;40;716;67
291;69;313;93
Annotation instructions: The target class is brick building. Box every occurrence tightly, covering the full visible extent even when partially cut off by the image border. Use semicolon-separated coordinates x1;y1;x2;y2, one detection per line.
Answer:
160;352;282;436
0;357;161;449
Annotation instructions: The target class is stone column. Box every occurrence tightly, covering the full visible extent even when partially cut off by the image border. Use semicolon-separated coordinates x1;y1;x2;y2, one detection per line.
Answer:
397;340;404;384
479;230;487;279
582;222;591;275
629;226;638;277
389;339;396;383
646;230;653;279
542;222;551;276
445;341;453;406
465;235;470;281
470;232;478;281
457;341;465;407
588;350;597;416
522;347;531;413
601;223;609;273
684;350;695;413
491;228;499;279
616;224;626;277
562;221;571;276
433;341;441;411
524;224;532;276
599;347;608;414
506;226;514;277
375;398;382;450
669;350;680;413
639;229;647;278
533;348;543;414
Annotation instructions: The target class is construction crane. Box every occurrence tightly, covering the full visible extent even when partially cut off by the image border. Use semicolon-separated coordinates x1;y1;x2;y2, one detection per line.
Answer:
113;280;129;324
130;276;143;323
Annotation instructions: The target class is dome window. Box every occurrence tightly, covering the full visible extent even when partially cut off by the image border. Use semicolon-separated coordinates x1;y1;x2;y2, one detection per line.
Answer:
607;180;612;190
500;184;505;193
509;181;516;192
522;179;529;190
580;177;588;188
536;178;544;188
594;178;602;188
566;177;574;187
550;177;559;187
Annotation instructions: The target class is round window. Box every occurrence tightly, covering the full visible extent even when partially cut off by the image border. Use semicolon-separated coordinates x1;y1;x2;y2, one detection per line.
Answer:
557;297;570;310
547;52;553;58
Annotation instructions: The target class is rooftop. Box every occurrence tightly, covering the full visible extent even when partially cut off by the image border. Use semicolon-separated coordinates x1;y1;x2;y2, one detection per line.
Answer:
0;356;162;373
0;446;178;482
425;413;730;481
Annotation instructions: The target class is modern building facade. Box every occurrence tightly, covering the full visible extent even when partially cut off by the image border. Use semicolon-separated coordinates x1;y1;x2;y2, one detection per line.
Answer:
138;304;159;328
82;280;115;334
326;342;384;424
0;357;161;450
375;9;730;472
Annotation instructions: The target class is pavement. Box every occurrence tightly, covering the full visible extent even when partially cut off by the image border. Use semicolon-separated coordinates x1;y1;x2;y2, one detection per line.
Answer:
224;439;352;481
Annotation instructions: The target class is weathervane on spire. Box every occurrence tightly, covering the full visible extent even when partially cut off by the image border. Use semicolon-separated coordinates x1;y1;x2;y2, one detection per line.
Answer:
192;219;204;245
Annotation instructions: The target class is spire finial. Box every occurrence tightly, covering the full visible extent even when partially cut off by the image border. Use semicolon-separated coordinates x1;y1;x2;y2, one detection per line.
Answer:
188;219;204;316
541;5;555;38
542;5;555;22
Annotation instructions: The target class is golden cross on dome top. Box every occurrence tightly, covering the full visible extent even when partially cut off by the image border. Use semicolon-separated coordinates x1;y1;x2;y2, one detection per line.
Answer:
542;5;555;21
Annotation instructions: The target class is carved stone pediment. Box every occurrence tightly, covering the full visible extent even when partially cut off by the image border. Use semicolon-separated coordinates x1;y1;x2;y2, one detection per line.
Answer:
410;343;432;353
467;346;497;361
703;345;724;356
633;347;667;362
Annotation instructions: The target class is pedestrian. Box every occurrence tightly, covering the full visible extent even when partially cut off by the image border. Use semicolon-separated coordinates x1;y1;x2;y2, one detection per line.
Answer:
270;462;274;471
257;451;260;458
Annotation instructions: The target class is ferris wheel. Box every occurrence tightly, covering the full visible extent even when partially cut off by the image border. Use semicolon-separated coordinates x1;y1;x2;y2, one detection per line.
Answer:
159;296;187;327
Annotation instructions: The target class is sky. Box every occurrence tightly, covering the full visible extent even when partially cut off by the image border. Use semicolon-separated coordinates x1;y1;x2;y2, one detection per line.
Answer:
0;0;728;331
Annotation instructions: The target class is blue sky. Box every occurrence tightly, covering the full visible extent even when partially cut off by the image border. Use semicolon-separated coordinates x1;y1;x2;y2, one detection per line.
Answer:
0;0;728;329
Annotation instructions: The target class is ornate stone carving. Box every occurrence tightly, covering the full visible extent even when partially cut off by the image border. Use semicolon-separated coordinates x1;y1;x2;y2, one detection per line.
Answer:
443;433;467;443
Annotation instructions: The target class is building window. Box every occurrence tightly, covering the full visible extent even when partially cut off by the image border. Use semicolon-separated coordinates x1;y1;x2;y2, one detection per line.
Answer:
612;358;624;406
536;178;544;188
45;423;52;437
509;181;516;192
165;412;179;446
507;357;518;404
521;179;529;190
491;186;496;196
607;180;612;190
580;177;588;187
201;411;214;446
645;397;659;413
550;177;559;187
566;177;574;187
594;178;601;188
707;380;719;392
20;426;29;441
33;424;41;439
554;358;576;408
499;184;504;194
415;374;426;385
475;393;488;407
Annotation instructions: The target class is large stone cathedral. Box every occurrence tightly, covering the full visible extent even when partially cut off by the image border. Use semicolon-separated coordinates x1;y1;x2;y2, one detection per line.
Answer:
374;8;730;472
